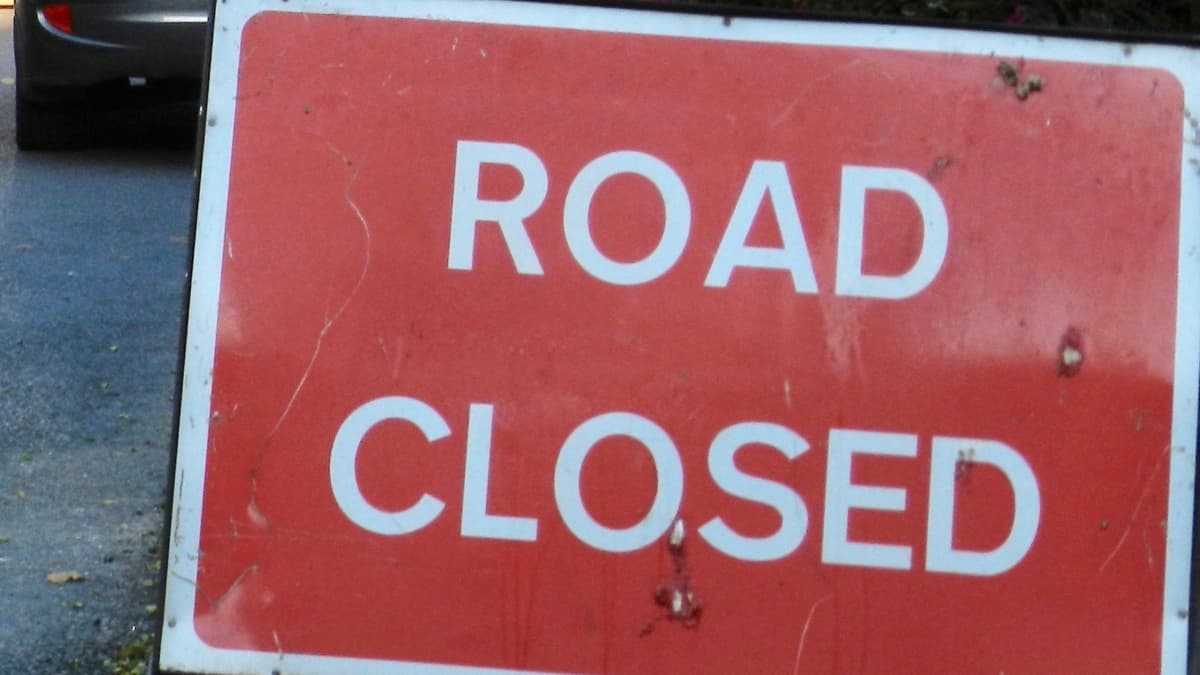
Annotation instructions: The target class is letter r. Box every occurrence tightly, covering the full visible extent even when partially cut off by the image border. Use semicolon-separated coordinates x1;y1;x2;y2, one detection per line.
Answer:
448;140;548;274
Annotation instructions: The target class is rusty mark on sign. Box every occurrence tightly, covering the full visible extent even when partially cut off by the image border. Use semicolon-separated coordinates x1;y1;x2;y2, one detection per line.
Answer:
955;447;976;485
1057;326;1084;377
641;517;702;635
1185;107;1200;145
927;156;951;182
998;61;1020;87
997;60;1044;101
1016;75;1044;100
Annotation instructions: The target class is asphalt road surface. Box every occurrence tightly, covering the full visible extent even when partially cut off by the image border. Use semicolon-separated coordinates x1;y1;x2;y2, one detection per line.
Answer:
0;9;198;672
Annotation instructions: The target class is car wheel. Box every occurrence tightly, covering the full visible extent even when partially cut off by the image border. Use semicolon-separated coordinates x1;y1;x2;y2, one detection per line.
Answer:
15;86;88;151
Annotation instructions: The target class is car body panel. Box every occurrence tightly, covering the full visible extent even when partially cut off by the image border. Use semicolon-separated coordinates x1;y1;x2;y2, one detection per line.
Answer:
15;0;208;101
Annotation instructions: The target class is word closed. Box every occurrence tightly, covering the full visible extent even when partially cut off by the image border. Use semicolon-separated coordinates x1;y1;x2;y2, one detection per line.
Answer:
329;396;1041;577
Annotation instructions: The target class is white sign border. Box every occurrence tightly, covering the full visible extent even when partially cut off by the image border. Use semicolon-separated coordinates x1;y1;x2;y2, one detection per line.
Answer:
162;1;1200;673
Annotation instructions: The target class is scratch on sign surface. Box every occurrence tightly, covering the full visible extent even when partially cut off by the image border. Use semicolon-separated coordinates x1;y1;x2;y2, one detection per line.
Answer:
169;571;197;589
269;147;374;438
792;594;833;675
771;60;864;128
171;470;185;545
208;563;260;610
1097;445;1167;575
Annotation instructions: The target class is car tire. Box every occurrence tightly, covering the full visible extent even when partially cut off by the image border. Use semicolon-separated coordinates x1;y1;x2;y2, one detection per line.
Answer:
15;86;88;151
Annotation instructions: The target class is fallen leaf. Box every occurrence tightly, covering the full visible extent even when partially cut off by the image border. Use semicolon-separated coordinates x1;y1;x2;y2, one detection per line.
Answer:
47;571;86;584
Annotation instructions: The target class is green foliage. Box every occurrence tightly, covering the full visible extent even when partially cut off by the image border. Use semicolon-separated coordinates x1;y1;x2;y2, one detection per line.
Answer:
102;631;153;675
674;0;1195;33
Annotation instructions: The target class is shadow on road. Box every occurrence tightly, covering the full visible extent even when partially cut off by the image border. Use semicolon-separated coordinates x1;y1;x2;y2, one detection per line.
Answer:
85;100;200;151
13;97;201;153
88;98;199;149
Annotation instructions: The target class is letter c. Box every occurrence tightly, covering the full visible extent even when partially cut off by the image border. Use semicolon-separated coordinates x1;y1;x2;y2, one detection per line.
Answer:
330;396;449;535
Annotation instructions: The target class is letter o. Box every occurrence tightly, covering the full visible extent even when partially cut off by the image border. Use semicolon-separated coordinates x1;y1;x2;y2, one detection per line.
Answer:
563;151;691;285
553;412;684;552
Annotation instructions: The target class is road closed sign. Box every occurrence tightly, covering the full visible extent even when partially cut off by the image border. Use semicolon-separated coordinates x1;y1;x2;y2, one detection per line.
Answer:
161;1;1200;673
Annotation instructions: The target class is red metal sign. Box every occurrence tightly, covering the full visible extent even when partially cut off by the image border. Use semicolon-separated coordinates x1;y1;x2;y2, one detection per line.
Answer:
161;2;1200;673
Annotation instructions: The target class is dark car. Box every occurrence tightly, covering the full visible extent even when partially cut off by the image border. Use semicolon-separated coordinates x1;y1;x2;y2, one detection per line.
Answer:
13;0;209;149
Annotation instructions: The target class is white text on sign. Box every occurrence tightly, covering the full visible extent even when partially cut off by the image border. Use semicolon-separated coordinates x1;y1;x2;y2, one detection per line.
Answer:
329;397;1041;577
327;141;1036;577
447;140;950;298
